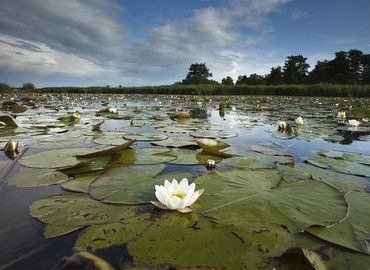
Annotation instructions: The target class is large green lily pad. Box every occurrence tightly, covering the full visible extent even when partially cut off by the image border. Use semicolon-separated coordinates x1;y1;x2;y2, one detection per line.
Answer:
75;215;150;252
223;152;294;169
190;130;238;139
60;172;101;193
92;132;129;146
89;165;196;204
194;169;348;233
150;136;198;148
19;148;95;169
280;163;368;192
7;168;69;187
316;150;370;165
307;190;370;255
127;213;293;269
305;156;370;177
117;148;176;164
44;224;84;239
196;138;232;157
29;193;147;226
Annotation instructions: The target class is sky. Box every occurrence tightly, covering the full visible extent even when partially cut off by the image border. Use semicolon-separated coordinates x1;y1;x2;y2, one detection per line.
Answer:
0;0;369;88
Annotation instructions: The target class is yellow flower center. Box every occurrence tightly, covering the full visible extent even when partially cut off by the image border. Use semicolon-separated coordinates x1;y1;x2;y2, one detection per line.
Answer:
171;192;186;199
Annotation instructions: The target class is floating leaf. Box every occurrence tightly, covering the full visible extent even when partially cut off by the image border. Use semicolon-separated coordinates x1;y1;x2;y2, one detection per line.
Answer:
250;145;292;156
19;148;94;169
194;169;347;233
128;213;293;269
280;163;368;192
117;148;176;165
44;224;83;239
75;215;150;251
61;172;101;193
150;136;198;148
223;152;294;169
307;190;370;255
92;132;129;146
305;156;370;177
123;132;168;141
166;149;222;165
59;153;120;175
7;168;69;187
0;115;18;127
89;165;197;204
316;150;370;165
190;130;238;139
196;138;232;157
29;193;146;226
76;140;135;158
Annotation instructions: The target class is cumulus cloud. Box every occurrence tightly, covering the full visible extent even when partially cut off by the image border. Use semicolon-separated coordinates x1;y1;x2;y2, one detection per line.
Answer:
0;0;291;86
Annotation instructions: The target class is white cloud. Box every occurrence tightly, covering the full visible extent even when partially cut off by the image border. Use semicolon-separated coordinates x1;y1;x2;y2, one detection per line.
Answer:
0;0;292;86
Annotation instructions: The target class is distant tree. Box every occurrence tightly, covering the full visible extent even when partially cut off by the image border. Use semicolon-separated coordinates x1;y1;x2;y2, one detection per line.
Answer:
22;82;36;90
282;55;310;84
361;53;370;83
0;82;12;92
309;60;331;83
221;76;234;85
182;63;213;84
236;74;265;85
266;66;283;84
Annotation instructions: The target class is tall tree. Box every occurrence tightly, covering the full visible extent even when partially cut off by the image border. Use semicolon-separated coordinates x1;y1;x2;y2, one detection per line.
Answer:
22;82;36;90
182;63;213;84
221;76;234;85
282;55;310;84
266;66;283;84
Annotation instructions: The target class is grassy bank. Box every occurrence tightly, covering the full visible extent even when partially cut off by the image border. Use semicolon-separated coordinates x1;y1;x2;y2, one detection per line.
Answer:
15;83;370;97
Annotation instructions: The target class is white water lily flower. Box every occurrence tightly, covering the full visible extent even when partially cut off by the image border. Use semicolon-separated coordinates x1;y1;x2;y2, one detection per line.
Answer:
151;178;204;213
277;121;287;131
73;112;81;120
337;111;346;120
348;119;360;127
109;107;117;114
295;116;305;125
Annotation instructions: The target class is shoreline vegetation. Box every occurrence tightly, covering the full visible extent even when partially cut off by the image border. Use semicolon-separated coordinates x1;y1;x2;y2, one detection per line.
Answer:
4;83;369;97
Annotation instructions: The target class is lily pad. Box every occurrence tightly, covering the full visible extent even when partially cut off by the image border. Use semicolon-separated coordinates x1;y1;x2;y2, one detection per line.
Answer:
222;152;294;169
19;148;95;169
305;156;370;177
307;190;370;255
76;140;135;158
316;150;370;165
89;165;196;204
150;136;198;148
128;213;293;269
250;145;292;156
123;132;168;141
196;138;232;157
194;169;348;233
280;163;368;192
167;149;222;165
92;132;129;146
117;148;177;165
61;172;101;193
44;224;83;239
0;115;18;127
7;168;69;187
75;215;150;251
190;130;238;139
29;193;147;226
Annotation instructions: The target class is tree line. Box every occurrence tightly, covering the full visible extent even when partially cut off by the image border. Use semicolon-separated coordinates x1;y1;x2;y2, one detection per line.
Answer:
180;49;370;86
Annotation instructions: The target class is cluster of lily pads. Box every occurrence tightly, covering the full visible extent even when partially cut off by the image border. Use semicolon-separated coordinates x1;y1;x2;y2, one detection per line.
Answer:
0;93;369;269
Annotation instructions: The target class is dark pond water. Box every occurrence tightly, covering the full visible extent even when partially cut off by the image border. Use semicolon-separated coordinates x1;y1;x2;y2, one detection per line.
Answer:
0;93;369;269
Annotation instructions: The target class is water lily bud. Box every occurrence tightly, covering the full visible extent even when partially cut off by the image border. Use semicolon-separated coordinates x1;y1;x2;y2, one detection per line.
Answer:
4;140;18;152
109;107;117;114
295;116;305;125
169;106;177;111
205;159;216;170
178;111;190;118
73;111;81;120
337;111;346;120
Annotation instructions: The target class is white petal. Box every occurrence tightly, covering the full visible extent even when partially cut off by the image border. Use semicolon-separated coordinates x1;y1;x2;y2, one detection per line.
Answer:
167;196;182;210
155;190;166;206
164;180;171;188
185;190;201;207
